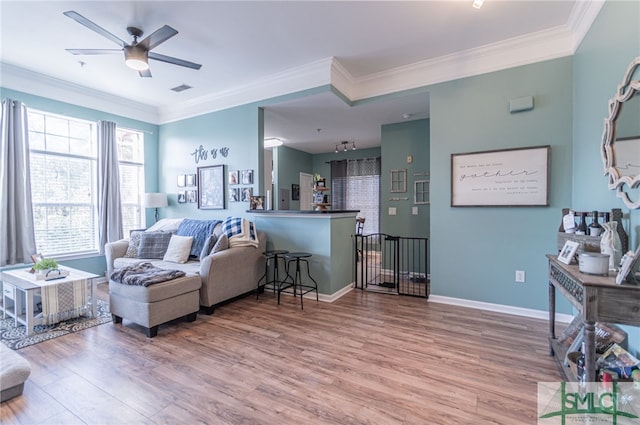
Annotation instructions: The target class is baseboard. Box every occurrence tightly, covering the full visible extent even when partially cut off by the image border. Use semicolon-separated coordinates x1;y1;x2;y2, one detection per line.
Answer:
280;282;355;303
428;295;573;324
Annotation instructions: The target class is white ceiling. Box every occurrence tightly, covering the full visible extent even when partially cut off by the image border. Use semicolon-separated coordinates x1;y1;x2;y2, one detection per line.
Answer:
0;1;599;154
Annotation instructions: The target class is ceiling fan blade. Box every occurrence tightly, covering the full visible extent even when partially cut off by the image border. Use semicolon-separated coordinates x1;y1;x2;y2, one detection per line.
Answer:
63;11;127;48
138;25;178;51
138;69;152;78
66;49;123;55
148;52;202;70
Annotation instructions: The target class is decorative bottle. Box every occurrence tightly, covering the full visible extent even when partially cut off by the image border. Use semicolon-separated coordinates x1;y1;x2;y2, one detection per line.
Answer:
575;213;587;235
588;210;603;237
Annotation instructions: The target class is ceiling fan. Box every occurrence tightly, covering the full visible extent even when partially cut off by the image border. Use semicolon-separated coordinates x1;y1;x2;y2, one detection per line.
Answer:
63;10;202;77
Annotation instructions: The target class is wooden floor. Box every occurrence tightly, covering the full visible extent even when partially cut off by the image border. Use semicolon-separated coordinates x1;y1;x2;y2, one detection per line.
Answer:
1;283;561;425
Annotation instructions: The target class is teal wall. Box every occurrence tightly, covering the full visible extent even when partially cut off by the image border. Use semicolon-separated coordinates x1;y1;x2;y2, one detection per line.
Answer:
381;119;430;238
159;103;263;220
429;57;574;310
273;145;313;210
0;87;159;277
572;0;640;354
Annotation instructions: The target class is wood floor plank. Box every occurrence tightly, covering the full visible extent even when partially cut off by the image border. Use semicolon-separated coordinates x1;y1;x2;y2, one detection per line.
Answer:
2;283;563;424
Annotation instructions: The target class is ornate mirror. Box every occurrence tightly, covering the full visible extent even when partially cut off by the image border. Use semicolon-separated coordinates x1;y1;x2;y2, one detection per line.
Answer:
601;57;640;209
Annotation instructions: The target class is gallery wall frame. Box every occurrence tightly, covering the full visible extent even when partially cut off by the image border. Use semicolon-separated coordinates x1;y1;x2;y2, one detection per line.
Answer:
451;145;550;207
197;165;225;210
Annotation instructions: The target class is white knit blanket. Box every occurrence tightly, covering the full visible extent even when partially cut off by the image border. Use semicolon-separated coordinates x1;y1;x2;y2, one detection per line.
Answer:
39;279;89;325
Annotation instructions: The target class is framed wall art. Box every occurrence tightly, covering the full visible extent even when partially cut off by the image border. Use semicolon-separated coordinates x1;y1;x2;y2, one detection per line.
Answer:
228;170;239;185
414;180;430;205
229;187;240;202
241;169;254;185
390;169;407;193
177;174;186;187
197;165;225;210
186;174;196;187
451;145;550;207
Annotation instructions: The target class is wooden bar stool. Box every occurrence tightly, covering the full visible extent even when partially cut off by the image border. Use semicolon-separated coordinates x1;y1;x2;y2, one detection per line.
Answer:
279;252;318;309
256;249;289;299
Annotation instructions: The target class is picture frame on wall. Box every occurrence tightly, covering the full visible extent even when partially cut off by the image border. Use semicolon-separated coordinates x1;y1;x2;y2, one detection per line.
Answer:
291;184;300;201
241;169;254;185
186;174;196;187
177;174;186;188
177;191;186;203
241;187;253;202
229;188;240;202
228;170;239;185
186;190;197;203
450;145;550;207
197;165;225;209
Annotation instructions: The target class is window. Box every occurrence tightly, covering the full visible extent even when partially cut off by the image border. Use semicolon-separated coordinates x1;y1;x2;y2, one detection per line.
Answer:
331;158;381;234
28;110;98;256
117;128;145;234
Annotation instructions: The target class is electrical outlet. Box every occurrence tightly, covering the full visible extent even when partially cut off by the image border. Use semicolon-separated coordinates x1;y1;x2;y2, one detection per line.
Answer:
515;270;525;283
388;207;397;216
412;206;418;215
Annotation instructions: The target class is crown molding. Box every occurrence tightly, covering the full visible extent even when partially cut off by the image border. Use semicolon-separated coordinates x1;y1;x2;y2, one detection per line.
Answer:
349;24;576;100
1;0;602;124
566;0;605;51
157;57;334;124
0;62;158;123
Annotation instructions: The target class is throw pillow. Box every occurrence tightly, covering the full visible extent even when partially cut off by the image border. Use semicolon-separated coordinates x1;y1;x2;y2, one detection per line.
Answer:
136;232;173;259
123;231;144;258
176;219;222;259
163;235;194;264
199;233;218;260
211;233;228;254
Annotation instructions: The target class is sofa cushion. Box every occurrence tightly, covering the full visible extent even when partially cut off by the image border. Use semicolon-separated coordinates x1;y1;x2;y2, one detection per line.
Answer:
137;232;172;259
222;217;259;248
177;219;222;259
124;231;144;258
163;235;194;264
146;218;184;233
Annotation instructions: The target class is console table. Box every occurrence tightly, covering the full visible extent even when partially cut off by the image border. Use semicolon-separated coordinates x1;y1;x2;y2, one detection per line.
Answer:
547;254;640;382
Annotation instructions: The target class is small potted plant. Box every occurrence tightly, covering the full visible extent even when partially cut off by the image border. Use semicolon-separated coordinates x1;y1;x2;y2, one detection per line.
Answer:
33;258;59;275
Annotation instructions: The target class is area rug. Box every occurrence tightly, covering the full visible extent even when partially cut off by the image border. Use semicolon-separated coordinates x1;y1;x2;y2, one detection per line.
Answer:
0;299;111;350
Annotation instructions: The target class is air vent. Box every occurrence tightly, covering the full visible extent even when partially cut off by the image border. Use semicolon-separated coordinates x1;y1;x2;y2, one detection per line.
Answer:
170;84;192;93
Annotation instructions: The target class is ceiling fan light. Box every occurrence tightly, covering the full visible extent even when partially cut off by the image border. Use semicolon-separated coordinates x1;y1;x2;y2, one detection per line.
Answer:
124;46;149;71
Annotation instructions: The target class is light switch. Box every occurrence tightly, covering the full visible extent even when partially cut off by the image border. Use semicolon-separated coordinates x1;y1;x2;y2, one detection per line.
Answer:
407;155;413;164
388;207;397;216
412;206;418;215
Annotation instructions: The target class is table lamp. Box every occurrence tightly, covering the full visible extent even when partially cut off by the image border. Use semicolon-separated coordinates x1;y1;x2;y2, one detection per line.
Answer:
144;193;168;223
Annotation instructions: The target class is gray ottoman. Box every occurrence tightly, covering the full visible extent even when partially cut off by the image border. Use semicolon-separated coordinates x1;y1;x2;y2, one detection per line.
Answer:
0;343;31;402
109;274;201;338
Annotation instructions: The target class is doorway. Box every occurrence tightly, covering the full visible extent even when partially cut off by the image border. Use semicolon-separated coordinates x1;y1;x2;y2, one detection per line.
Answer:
299;172;313;211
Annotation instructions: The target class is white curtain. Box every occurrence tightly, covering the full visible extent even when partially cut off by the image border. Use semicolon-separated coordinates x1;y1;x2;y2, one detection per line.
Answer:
0;99;36;266
97;120;123;254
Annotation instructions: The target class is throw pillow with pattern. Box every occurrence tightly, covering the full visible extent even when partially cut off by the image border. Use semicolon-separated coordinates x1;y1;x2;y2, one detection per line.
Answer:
137;231;173;259
123;231;144;258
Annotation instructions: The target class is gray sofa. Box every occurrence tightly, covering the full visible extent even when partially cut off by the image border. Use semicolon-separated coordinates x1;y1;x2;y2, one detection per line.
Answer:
105;218;266;314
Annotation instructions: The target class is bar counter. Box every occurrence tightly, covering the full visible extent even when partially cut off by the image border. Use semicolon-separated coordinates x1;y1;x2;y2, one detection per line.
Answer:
248;210;358;299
